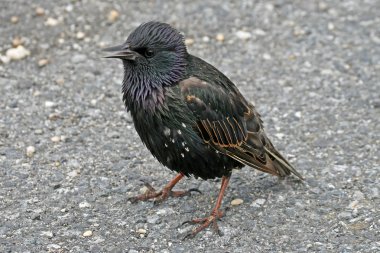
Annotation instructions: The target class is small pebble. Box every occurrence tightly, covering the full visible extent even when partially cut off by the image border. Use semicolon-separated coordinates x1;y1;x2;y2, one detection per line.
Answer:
293;26;306;36
76;32;85;40
108;10;119;23
65;4;73;12
6;46;30;60
327;183;335;190
38;58;49;67
231;198;244;206
10;16;19;24
35;7;45;16
48;113;60;121
68;170;79;178
216;33;225;42
26;146;36;157
47;244;61;250
55;77;64;85
262;53;272;60
139;186;149;194
41;231;54;238
34;129;43;135
275;133;285;140
0;55;10;64
251;198;266;207
253;29;266;36
79;201;91;208
265;3;274;11
156;208;175;215
83;230;93;237
294;111;302;118
12;37;23;47
352;208;359;218
318;2;328;11
51;136;61;143
60;135;67;142
202;36;210;42
137;228;147;234
321;69;333;75
185;38;194;46
236;30;252;40
44;101;56;108
45;17;59;26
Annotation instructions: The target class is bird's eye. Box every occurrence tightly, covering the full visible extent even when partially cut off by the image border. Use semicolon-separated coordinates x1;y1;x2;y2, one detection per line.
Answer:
144;49;155;58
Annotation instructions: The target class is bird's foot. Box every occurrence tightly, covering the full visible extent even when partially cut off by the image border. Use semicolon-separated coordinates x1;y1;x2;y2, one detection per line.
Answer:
128;181;201;205
182;209;224;239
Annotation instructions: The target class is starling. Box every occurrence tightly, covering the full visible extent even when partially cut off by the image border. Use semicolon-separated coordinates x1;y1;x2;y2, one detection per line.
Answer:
104;21;303;238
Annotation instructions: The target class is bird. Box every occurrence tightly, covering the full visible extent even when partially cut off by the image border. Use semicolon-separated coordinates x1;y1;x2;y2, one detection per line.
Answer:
103;21;303;238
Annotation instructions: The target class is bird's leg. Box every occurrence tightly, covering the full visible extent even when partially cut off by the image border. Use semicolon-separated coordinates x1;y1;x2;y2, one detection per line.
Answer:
129;172;201;204
183;176;230;239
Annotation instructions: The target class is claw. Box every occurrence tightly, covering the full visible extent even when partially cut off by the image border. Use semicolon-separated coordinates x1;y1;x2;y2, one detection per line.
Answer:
212;220;223;236
128;197;139;204
140;180;156;192
129;175;199;205
179;176;231;239
179;220;195;227
153;196;165;206
187;188;202;194
180;215;223;239
182;232;195;240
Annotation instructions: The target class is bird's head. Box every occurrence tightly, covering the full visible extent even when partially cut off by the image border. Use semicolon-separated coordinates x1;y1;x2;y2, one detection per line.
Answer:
104;21;188;88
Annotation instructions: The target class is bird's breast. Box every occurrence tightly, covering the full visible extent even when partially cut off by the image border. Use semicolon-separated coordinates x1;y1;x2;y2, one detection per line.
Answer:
130;110;240;179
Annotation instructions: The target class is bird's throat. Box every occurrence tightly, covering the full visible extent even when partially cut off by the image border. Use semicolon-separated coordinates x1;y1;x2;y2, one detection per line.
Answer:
122;78;167;113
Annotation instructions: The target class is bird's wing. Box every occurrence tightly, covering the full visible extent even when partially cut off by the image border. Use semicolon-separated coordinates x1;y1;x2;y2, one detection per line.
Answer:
179;76;303;179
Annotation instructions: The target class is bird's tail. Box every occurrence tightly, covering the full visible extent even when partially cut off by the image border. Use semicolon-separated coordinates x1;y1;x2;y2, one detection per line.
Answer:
264;146;304;180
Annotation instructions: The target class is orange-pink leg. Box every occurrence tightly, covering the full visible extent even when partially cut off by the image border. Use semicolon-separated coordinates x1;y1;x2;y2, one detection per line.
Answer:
183;176;230;239
129;173;201;205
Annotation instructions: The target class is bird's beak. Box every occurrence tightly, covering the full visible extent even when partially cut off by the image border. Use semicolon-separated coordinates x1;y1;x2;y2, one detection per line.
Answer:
102;44;139;61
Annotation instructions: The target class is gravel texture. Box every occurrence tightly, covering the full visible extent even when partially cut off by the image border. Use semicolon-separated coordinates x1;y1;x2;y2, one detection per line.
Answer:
1;1;379;252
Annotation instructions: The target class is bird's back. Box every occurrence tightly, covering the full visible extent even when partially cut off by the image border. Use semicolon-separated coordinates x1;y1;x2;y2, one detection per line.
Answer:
182;54;303;179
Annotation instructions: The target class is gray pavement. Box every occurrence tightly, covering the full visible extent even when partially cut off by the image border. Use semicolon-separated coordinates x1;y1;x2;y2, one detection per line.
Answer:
0;1;379;252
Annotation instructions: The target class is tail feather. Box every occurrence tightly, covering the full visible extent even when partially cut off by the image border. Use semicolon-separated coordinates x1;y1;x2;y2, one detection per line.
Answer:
264;146;304;180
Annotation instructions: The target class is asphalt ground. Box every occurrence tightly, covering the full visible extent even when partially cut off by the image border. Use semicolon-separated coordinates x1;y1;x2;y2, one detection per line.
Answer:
0;1;379;252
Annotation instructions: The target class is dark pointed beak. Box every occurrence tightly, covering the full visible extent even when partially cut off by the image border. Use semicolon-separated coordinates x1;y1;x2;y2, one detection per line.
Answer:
102;44;139;61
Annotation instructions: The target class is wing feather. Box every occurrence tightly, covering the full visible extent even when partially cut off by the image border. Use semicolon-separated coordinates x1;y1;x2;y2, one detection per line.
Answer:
179;76;303;179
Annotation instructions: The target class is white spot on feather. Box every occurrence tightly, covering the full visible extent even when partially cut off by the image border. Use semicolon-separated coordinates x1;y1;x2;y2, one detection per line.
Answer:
164;143;168;147
171;138;175;143
182;142;186;147
182;123;187;128
185;147;189;152
163;127;171;136
181;153;185;158
177;130;182;135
